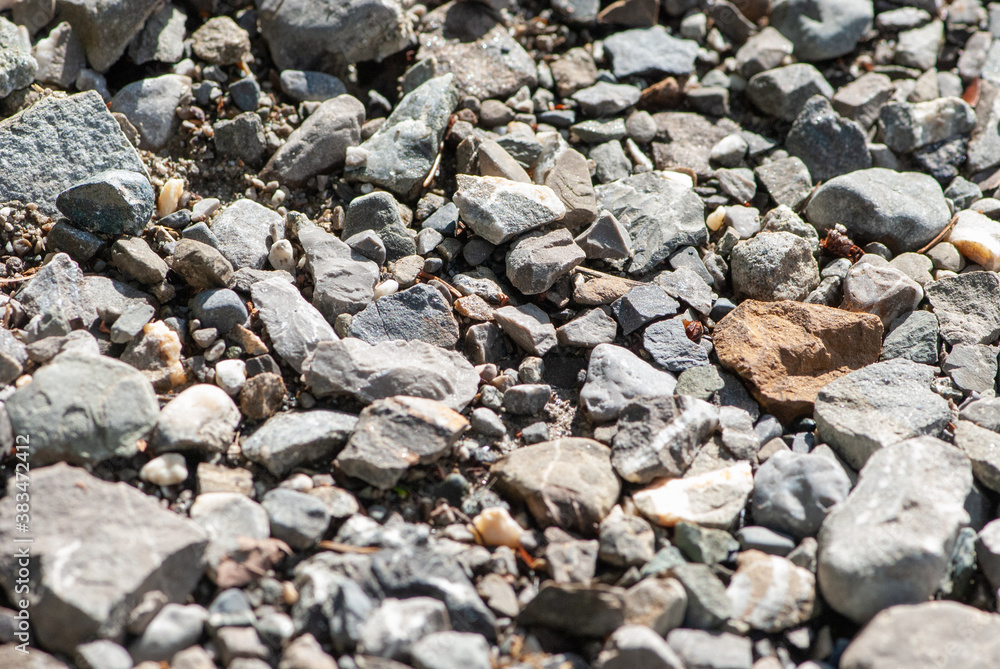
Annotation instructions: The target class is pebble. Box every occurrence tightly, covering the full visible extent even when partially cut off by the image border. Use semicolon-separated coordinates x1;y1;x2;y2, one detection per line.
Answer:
840;257;923;328
785;95;871;182
595;624;685;669
667;629;752;669
191;16;250;65
454;175;567;245
642;315;710;372
924;271;1000;345
633;462;754;529
602;26;699;79
189;287;248;335
262;488;331;549
726;551;816;632
110;73;192;150
770;0;873;61
493;304;558;357
506;228;586;295
129;604;208;663
211;198;285;270
752;451;852;538
818;437;972;623
279;70;346;102
730;232;819;302
747;64;833;121
250;275;338;373
350;284;459;348
138;452;188;486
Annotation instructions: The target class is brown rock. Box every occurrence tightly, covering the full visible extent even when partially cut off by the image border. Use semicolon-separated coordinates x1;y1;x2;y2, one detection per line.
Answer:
573;276;634;305
641;76;684;110
714;300;883;421
240;372;286;420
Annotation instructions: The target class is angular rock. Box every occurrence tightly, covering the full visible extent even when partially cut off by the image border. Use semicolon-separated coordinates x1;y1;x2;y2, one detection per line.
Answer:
0;464;207;654
953;420;1000;492
667;629;752;669
754;156;813;209
925;271;1000;345
880;97;975;154
298;222;379;321
818;437;972;623
726;551;816;632
302;338;479;411
454;175;567;245
770;0;873;61
211;198;284;270
337;396;468;489
597;171;707;275
169;239;234;290
57;0;161;72
349;284;459;348
242;410;357;477
345;74;458;198
492;438;621;535
746;64;834;121
595;625;685;669
730;232;819;302
544;148;600;229
17;253;97;331
250;275;338;372
840;258;923;328
580;343;677;422
518;583;625;637
752;450;852;538
191;16;250;65
6;354;158;466
785;95;871;182
0;16;37;97
602;26;699;79
633;462;754;529
943;344;998;395
506;229;585;295
262;488;331;550
643;316;709;372
575;210;632;260
0;91;146;218
493;304;558;356
111;236;168;284
109;73;191;150
832;72;895;130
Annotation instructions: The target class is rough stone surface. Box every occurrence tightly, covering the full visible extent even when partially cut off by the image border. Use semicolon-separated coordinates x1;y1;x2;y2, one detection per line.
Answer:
580;343;677;422
752;450;852;538
730;232;820;302
770;0;874;61
349;284;459;348
925;272;1000;346
455;175;567;245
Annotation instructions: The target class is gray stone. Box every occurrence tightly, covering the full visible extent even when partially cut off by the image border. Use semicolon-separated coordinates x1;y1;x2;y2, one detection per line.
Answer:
454;175;567;245
670;563;732;629
129;603;207;663
261;94;365;187
0;91;146;218
127;2;185;65
17;253;97;331
493;438;621;535
714;167;756;203
595;625;685;669
651;112;740;177
47;220;104;263
880;309;939;364
503;384;551;415
518;583;625;636
191;16;250;65
925;272;1000;345
572;117;628;143
493;304;558;356
211;198;284;270
752;451;851;539
643;315;710;372
597;171;708;275
55;0;161;71
411;631;491;669
805;168;951;254
675;365;726;401
603;26;699;79
506;229;586;295
109;302;154;343
818;437;972;623
978;520;1000;591
968;79;1000;174
0;464;207;654
109;73;191;150
346;74;458;198
84;274;154;325
771;0;873;61
572;81;641;117
612;395;719;483
666;629;752;669
415;2;536;100
0;330;26;386
786;95;871;182
6;354;158;466
303;338;479;410
337;395;467;489
153;384;240;454
895;18;943;70
243;410;356;477
477;139;531;183
557;308;618;348
746;64;833;121
622;576;687;633
943;344;997;395
228;75;261;112
298;222;379;321
342;191;415;261
249;275;338;372
590;140;633;184
189;288;247;334
754;156;813;209
0;16;36;96
840;258;923;328
959;396;1000;432
575;210;632;260
880;97;975;154
953;420;1000;492
731;232;820;302
262;488;331;549
75;640;133;669
735;27;794;78
280;70;347;102
258;0;414;72
581;343;677;422
213;111;266;166
832;72;895;130
674;522;740;564
612;285;680;335
349;284;459;348
815;359;951;470
840;601;1000;669
598;508;656;568
56;169;153;238
111;236;168;285
736;526;797;556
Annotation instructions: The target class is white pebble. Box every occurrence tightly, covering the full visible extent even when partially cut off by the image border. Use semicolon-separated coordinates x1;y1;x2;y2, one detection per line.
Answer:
471;507;523;548
139;453;188;486
279;473;314;491
706;205;727;231
158;178;185;218
374;279;399;300
214;359;247;396
268;239;296;272
946;210;1000;271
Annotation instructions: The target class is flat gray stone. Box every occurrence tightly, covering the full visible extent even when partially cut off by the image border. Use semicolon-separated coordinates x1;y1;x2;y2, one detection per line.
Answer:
250;275;338;373
746;63;833;121
243;410;357;477
58;0;161;71
603;26;698;79
506;228;586;295
643;315;710;373
580;343;677;422
925;271;1000;345
493;304;558;357
752;450;852;539
211;198;284;270
880;309;939;364
349;284;459;348
454;175;567;245
770;0;873;61
109;73;191;150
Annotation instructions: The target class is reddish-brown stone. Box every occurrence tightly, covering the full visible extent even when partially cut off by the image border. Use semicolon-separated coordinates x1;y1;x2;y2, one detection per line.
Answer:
714;300;883;421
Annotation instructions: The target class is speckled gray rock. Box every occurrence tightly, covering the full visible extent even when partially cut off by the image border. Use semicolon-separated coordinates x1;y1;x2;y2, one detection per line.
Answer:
0;464;207;654
953;420;1000;493
303;338;479;410
262;488;331;549
56;169;154;237
211;198;284;270
109;73;191;150
597;171;707;276
731;232;819;302
0;16;37;97
189;288;247;334
345;74;458;198
818;437;972;623
785;95;871;182
925;272;1000;346
880;309;939;364
643;316;710;372
56;0;161;72
0;91;146;218
506;228;586;295
349;284;459;348
880;97;975;154
943;344;998;396
603;26;698;79
258;0;414;72
770;0;873;61
6;354;158;466
580;344;677;422
840;258;923;328
493;304;559;356
805;168;951;253
279;70;347;102
455;175;567;245
746;64;834;121
261;94;364;187
243;410;357;476
298;222;379;321
250;275;338;373
17;253;98;330
129;603;208;663
814;359;952;470
572;82;642;117
752;451;851;539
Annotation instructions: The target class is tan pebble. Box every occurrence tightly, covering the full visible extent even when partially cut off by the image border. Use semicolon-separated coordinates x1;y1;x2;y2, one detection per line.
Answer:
472;507;524;548
633;462;753;528
157;178;185;218
455;294;494;321
947;209;1000;272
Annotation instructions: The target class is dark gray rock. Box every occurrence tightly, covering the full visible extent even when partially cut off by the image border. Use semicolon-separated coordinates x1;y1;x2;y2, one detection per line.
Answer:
752;451;852;539
345;74;458;198
785;95;871;182
56;169;153;237
818;437;972;623
343;191;416;261
127;3;185;65
770;0;873;61
262;488;331;549
814;359;952;469
228;75;261;112
580;343;677;422
243;410;357;476
595;624;685;669
0;91;146;218
612;285;680;335
575;209;632;259
670;563;732;629
557;308;618;348
109;74;191;150
261;94;365;187
572;82;641;117
503;384;551;415
832;72;895;130
805;168;951;253
754;156;813;209
0;464;207;654
959;396;1000;432
189;288;247;334
746;64;833;121
298;222;379;321
596;171;708;276
643;315;710;372
603;26;699;79
250;275;338;373
211;198;284;270
17;253;97;331
519;583;625;637
280;70;347;102
349;284;459;348
925;272;1000;345
879;97;975;154
213;111;267;166
735;27;795;78
506;228;586;295
953;420;1000;492
880;309;939;364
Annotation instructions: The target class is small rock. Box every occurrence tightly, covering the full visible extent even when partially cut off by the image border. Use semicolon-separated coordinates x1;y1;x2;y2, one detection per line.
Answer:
211;198;285;270
518;582;625;637
279;70;347;102
730;232;819;302
153;384;240;453
575;210;633;260
454;175;567;245
109;73;192;150
840;257;923;328
925;271;1000;345
189;288;247;335
350;284;459;348
250;276;338;373
191;16;251;65
602;26;699;79
557;307;619;348
357;597;450;662
752;450;852;538
785;95;871;182
240;372;286;421
726;551;816;632
952;420;1000;492
138;453;188;487
633;462;754;528
746;64;833;121
169;239;234;290
770;0;873;61
129;603;207;663
111;236;168;284
946;209;1000;271
880;97;975;154
580;343;677;422
595;625;685;669
506;229;586;295
262;488;331;549
642;315;709;372
410;631;492;669
493;304;558;356
243;410;356;477
56;169;154;237
667;629;752;669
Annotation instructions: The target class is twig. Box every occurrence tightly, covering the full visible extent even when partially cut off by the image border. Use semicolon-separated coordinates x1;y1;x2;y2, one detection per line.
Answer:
422;148;443;189
318;541;380;554
572;266;644;286
916;214;959;255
